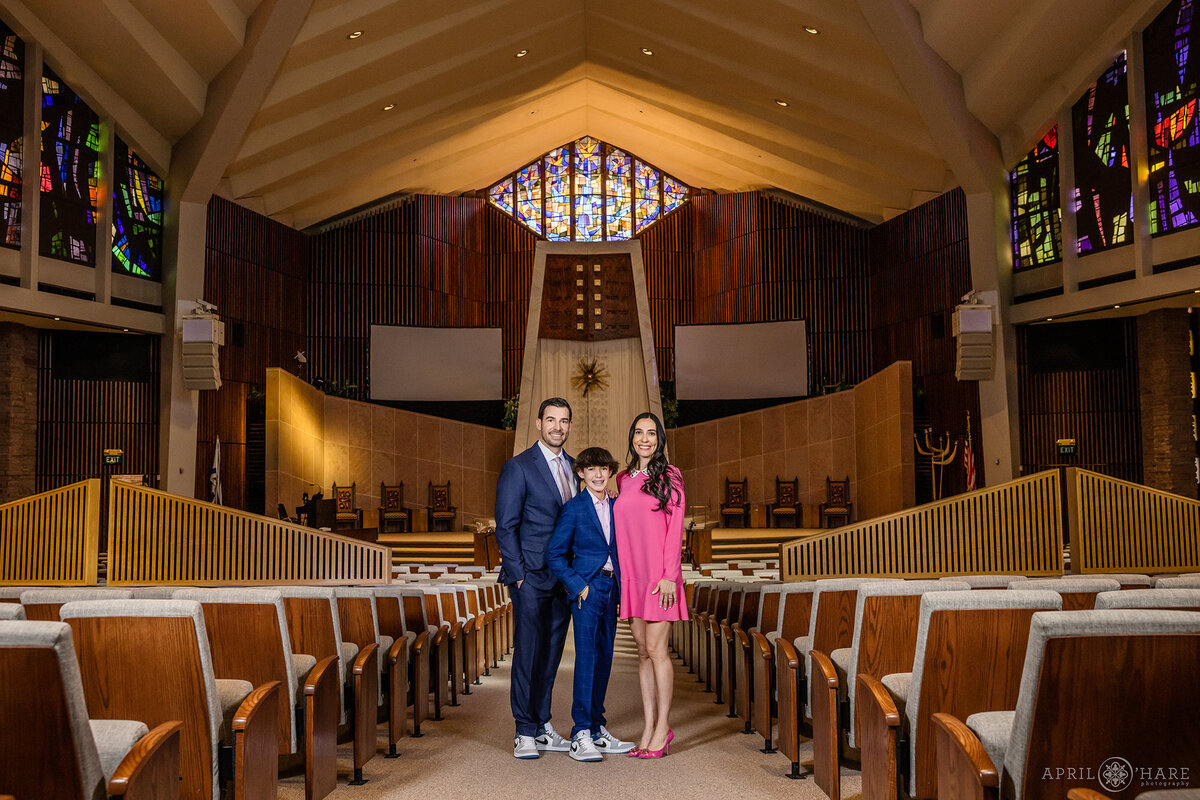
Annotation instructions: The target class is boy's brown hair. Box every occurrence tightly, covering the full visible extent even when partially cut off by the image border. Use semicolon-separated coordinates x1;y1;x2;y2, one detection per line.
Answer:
574;446;618;475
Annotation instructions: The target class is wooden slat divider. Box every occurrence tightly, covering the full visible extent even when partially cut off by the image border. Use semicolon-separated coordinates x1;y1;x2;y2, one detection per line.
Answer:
781;470;1063;580
1068;467;1200;573
107;482;390;585
0;479;100;585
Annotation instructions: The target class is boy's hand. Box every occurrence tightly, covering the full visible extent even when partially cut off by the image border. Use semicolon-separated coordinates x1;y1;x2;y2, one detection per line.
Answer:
578;585;590;607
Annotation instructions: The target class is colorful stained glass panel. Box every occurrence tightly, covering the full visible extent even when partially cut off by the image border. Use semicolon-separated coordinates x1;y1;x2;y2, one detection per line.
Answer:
634;160;661;231
1145;0;1200;235
1010;128;1062;270
111;138;162;279
515;162;542;234
606;148;632;240
0;21;22;249
489;177;513;215
545;146;571;241
1073;52;1132;255
40;66;100;266
663;175;687;215
574;136;602;241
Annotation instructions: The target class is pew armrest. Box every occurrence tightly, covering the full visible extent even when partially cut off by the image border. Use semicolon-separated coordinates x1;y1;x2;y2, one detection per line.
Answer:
107;720;183;798
1067;790;1113;800
776;637;800;670
232;682;281;800
856;674;900;727
303;656;339;698
751;630;772;662
932;712;998;800
856;673;902;800
810;649;839;691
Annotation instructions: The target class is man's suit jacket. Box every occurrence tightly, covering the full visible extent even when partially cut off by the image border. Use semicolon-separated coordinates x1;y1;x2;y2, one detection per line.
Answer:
494;444;575;589
546;490;620;600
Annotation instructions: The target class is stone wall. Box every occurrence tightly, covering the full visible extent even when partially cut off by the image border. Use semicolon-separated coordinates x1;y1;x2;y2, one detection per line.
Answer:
0;322;38;503
1137;309;1195;496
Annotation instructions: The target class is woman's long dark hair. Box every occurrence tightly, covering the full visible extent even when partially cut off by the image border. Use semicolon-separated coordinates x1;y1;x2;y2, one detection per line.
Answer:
625;412;680;512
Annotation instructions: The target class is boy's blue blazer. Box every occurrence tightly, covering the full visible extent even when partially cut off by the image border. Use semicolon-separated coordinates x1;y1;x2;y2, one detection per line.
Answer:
546;489;620;599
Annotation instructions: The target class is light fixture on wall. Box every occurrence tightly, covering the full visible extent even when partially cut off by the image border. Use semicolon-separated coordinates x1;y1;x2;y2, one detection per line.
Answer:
294;350;308;367
641;47;654;55
347;30;363;39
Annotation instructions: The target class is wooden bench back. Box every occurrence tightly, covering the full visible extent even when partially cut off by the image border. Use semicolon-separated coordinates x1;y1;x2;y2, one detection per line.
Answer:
738;584;763;630
811;589;858;654
281;597;341;669
779;589;814;642
373;592;407;640
756;588;781;634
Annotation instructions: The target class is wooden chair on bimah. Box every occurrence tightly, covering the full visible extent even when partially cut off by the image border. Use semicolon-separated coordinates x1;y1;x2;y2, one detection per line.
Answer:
172;588;339;800
934;609;1200;800
60;598;281;800
331;482;364;531
768;477;800;528
1008;576;1121;610
378;482;413;534
719;478;750;528
820;476;852;528
809;580;970;800
19;588;133;621
855;589;1063;800
0;620;183;800
775;578;883;779
427;482;458;532
274;586;378;785
335;588;409;759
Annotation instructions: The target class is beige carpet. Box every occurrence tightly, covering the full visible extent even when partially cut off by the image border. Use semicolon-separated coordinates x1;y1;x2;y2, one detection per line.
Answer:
278;625;863;799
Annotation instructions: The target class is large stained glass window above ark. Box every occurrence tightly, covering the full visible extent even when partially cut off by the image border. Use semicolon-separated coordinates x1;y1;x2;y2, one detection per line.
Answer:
40;66;100;266
1145;0;1200;236
487;136;688;240
112;138;162;280
1073;52;1132;255
1010;128;1062;270
0;20;23;250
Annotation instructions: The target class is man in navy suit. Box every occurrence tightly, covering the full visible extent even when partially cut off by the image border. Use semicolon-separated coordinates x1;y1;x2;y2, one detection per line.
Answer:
495;397;576;758
547;446;636;761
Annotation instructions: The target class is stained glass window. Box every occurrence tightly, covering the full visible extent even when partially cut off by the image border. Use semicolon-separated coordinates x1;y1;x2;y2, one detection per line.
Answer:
1145;0;1200;236
486;136;687;240
40;66;100;266
1009;128;1062;270
111;138;162;280
545;146;571;241
0;20;23;249
1073;52;1132;255
574;136;602;241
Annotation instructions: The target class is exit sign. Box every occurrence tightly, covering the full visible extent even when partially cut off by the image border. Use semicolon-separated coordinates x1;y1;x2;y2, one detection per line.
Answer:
103;448;123;466
1056;438;1076;456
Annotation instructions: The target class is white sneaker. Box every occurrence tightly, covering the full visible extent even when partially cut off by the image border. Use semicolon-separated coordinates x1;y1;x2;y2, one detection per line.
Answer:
514;735;539;759
592;725;636;754
569;730;603;762
535;722;571;752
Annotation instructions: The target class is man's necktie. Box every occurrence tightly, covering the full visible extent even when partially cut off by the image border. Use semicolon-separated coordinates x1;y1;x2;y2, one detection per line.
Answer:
553;455;572;503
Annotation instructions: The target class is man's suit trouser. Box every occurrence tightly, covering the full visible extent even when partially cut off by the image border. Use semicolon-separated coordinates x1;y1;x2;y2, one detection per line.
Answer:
509;579;571;737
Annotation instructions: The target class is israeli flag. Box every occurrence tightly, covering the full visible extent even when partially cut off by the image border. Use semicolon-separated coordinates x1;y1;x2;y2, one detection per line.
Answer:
209;435;223;506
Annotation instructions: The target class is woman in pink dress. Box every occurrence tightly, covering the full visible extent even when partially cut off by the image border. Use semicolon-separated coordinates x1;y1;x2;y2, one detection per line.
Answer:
614;411;688;758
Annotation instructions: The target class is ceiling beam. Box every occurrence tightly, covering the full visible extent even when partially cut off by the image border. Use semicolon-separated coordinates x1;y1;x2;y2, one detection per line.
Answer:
853;0;1004;193
170;0;314;204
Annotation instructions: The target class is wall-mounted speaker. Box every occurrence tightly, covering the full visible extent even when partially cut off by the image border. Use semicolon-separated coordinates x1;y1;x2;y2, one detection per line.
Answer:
954;305;994;381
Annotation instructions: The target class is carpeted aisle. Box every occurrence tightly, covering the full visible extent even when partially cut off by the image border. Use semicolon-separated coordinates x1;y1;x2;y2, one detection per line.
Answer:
278;623;863;799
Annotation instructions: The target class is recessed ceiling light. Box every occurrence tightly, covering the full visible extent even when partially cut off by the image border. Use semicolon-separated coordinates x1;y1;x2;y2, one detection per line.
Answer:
347;30;363;39
1045;317;1053;322
641;48;654;56
122;328;129;332
382;103;395;111
775;99;790;107
53;316;60;321
1113;304;1121;309
804;25;820;35
515;49;528;58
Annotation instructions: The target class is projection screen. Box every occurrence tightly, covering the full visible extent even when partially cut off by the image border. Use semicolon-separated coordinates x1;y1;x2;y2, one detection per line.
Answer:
674;320;808;400
370;325;502;401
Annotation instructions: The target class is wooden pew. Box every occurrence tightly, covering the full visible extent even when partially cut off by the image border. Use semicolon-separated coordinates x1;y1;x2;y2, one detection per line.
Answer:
717;583;745;708
775;578;876;779
1062;572;1154;589
1008;577;1121;610
0;620;182;800
335;587;408;758
686;581;714;677
934;610;1200;800
173;588;339;800
1095;587;1200;611
744;584;785;751
770;583;817;776
401;586;449;721
274;586;378;785
809;580;967;800
372;586;423;740
19;588;133;621
731;582;771;731
0;603;25;619
855;589;1062;800
60;599;279;800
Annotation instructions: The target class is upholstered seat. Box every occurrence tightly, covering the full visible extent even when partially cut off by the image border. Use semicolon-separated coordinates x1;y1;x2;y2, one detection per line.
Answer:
0;603;24;619
19;588;134;621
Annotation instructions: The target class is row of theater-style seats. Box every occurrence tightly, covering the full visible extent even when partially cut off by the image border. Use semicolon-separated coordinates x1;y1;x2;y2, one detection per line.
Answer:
0;567;512;800
674;571;1200;800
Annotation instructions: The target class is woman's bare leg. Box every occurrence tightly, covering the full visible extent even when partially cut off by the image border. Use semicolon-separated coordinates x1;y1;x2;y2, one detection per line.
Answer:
643;620;675;751
630;618;657;748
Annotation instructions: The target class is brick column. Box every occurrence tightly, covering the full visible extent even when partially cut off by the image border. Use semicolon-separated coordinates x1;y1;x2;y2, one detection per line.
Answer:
0;322;38;502
1137;309;1194;495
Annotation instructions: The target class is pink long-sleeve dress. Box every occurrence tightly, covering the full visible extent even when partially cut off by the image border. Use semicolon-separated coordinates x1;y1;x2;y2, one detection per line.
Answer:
614;466;689;622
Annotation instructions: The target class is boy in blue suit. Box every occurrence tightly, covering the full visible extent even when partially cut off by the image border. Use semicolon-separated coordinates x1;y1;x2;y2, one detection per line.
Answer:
547;446;636;761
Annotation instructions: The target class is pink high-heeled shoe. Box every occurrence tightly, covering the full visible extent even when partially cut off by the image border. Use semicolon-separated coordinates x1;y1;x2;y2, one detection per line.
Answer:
638;728;674;758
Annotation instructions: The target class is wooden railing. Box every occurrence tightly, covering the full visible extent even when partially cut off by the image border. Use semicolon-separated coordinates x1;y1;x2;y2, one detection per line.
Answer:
0;480;100;586
1067;468;1200;574
781;470;1064;580
107;483;391;586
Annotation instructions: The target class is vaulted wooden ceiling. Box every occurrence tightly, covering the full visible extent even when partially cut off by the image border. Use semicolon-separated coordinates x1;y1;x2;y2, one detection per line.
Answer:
2;0;1169;228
